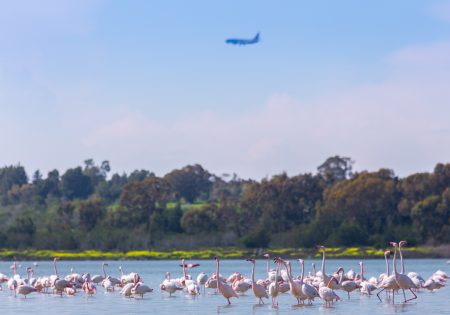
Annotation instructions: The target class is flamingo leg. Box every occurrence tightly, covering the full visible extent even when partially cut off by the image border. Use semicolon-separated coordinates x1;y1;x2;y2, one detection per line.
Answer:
404;289;417;303
348;291;350;299
402;289;406;303
376;288;385;302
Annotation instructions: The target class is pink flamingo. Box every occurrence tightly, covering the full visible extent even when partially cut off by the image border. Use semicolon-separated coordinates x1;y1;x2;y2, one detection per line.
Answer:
215;257;238;304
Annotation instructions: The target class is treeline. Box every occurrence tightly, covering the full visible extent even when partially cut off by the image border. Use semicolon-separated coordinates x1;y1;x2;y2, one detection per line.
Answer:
0;156;449;250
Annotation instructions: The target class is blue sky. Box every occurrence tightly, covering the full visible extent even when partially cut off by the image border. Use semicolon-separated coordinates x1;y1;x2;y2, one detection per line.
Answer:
1;0;450;179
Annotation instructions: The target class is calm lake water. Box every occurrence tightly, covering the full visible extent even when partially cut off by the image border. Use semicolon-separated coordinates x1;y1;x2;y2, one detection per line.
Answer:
0;259;448;315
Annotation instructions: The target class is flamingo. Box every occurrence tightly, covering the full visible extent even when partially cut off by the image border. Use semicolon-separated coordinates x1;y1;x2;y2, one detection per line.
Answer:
337;267;360;299
318;246;333;285
185;279;200;296
51;258;71;296
358;262;377;295
102;276;115;292
82;277;96;296
215;257;238;304
378;251;391;283
16;284;36;298
264;253;280;282
391;242;417;303
197;272;208;293
377;250;400;303
282;260;305;304
131;275;153;298
318;277;340;307
246;258;269;304
160;272;183;296
91;262;108;284
232;275;252;294
120;282;135;297
398;240;407;274
298;258;319;304
268;258;281;307
118;266;136;285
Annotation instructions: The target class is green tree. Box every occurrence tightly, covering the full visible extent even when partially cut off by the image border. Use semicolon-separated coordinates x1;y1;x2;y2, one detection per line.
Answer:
317;155;354;185
319;169;399;236
61;167;93;200
165;164;213;203
119;177;172;227
0;165;28;203
77;198;105;231
6;215;36;248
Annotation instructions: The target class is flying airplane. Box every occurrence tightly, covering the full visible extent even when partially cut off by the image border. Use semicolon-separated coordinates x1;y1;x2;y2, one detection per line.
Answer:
225;32;260;45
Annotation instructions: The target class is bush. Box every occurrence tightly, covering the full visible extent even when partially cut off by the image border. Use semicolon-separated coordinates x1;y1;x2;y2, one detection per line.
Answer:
240;226;270;248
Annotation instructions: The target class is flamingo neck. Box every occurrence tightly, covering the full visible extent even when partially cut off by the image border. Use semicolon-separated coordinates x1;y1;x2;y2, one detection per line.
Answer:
326;277;335;288
54;259;59;277
312;263;316;277
300;261;305;283
286;263;294;285
274;262;280;289
102;264;107;277
266;256;269;274
361;262;364;280
216;260;221;290
321;249;326;276
338;269;344;284
385;254;390;276
393;246;398;279
251;262;256;285
399;243;405;274
182;260;187;279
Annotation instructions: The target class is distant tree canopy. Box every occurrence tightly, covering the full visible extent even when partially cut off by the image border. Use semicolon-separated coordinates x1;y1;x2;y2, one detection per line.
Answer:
0;156;449;250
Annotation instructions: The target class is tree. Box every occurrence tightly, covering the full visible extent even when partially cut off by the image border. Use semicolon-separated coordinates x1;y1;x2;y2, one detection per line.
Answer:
77;198;105;231
37;169;61;198
83;159;110;188
317;156;354;185
0;165;28;203
119;177;172;227
319;169;399;236
96;173;128;204
165;164;213;203
398;172;435;217
61;167;93;200
6;215;36;248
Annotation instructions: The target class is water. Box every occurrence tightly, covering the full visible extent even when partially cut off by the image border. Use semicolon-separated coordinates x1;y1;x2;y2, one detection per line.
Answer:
0;259;448;315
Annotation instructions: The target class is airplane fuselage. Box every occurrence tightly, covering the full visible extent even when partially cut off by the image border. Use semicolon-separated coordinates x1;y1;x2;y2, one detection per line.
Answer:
225;33;260;45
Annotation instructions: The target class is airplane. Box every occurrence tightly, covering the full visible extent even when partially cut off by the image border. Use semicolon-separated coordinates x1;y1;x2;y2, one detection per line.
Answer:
225;32;260;45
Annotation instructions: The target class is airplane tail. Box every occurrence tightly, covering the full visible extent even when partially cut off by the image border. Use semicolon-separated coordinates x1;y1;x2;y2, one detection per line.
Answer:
254;32;260;41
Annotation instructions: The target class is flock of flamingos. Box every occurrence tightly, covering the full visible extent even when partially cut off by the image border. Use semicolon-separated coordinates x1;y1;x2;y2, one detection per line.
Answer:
0;241;448;308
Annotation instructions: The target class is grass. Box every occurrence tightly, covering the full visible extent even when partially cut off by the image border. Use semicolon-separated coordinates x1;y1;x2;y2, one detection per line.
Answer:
0;246;447;261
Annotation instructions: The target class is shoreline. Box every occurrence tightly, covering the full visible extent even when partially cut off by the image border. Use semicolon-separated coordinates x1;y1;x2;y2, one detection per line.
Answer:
1;246;449;261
